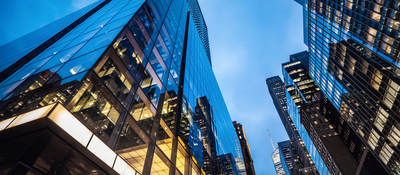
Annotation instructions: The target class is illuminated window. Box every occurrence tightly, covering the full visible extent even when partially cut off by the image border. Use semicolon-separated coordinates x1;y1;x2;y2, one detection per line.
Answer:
150;150;170;175
388;126;400;146
117;116;148;174
371;69;383;91
371;12;381;22
379;143;393;164
95;57;134;106
383;80;400;109
374;107;389;132
367;129;380;150
71;84;121;142
380;34;394;54
366;27;377;43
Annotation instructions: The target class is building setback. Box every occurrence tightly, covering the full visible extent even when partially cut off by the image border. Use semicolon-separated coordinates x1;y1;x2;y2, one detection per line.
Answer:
0;0;244;174
232;121;256;175
296;0;400;174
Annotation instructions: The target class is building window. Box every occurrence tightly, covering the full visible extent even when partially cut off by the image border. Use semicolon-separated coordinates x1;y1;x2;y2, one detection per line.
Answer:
379;143;394;164
380;34;394;54
374;107;389;132
388;126;400;146
366;27;377;43
367;129;380;150
371;69;383;91
383;80;400;109
371;12;381;22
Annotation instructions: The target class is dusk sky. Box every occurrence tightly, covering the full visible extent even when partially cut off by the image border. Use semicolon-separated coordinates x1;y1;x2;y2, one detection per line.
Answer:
0;0;306;174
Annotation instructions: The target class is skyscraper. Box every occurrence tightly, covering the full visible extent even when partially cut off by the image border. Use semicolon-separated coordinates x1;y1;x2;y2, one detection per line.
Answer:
232;121;256;175
296;0;400;174
283;51;372;175
278;141;295;175
217;153;240;175
272;147;286;175
282;52;331;175
0;0;244;174
267;76;319;175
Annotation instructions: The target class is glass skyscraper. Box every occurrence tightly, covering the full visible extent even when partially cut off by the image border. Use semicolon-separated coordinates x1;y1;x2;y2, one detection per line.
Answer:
267;76;319;175
0;0;244;174
294;0;400;174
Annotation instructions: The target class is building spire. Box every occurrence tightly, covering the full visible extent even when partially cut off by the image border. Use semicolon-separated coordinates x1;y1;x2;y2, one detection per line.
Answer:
267;129;276;150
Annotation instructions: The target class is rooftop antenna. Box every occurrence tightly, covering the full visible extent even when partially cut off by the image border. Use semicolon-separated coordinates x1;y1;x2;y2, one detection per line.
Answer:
267;129;276;150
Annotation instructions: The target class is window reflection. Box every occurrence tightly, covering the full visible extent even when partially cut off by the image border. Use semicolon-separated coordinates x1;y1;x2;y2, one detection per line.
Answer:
113;34;145;77
140;64;164;107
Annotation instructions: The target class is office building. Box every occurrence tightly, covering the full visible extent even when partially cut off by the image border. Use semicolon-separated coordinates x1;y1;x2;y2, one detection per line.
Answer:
0;0;244;174
272;147;286;175
295;0;400;174
278;141;295;175
283;51;379;175
232;121;256;175
267;76;319;175
217;153;240;175
282;52;331;175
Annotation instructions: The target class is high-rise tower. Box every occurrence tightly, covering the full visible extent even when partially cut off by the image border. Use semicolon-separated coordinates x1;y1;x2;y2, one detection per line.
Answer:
295;0;400;174
0;0;243;174
232;121;256;175
267;76;319;175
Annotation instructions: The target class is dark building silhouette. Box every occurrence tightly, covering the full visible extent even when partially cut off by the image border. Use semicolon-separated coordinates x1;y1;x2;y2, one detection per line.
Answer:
232;121;256;175
278;140;295;175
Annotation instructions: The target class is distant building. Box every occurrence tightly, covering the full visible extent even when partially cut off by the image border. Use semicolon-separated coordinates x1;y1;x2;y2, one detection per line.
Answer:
266;76;318;175
233;121;256;175
218;153;240;175
278;141;295;175
272;147;286;175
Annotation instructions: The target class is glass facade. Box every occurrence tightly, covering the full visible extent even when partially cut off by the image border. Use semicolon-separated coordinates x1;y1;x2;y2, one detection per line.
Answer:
0;0;243;174
296;0;400;174
282;58;330;175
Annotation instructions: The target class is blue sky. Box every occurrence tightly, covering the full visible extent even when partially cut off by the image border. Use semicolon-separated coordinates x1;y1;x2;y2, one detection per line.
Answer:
0;0;306;174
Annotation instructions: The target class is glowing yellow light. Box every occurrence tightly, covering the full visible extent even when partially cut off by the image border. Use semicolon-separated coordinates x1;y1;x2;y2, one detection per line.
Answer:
87;135;116;167
48;104;92;146
8;104;54;128
113;156;137;175
0;117;16;131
